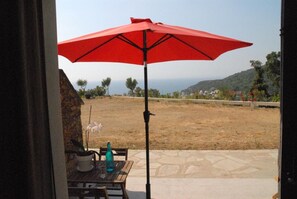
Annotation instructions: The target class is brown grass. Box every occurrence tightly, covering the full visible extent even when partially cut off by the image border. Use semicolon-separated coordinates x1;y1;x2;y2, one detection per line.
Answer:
81;96;280;150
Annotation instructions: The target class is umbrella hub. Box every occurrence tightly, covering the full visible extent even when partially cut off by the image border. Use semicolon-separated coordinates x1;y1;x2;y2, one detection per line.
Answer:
130;17;152;24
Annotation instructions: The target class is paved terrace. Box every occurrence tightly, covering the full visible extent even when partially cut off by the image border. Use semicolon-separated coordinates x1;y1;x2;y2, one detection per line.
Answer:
123;150;278;199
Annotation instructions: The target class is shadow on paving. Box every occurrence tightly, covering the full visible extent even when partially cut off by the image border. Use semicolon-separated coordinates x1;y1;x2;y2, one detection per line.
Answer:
126;190;146;199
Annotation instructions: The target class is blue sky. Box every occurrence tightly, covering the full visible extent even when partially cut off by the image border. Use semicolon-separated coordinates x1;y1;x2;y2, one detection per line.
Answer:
56;0;281;83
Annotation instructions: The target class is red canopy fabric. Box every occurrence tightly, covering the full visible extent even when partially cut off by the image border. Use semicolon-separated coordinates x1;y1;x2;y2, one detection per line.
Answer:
58;17;252;65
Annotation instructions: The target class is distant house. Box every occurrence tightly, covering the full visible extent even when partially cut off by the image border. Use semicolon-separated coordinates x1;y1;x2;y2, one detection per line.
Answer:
210;89;220;98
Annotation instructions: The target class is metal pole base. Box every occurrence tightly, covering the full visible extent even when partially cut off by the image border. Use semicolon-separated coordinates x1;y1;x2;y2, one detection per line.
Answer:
146;183;151;199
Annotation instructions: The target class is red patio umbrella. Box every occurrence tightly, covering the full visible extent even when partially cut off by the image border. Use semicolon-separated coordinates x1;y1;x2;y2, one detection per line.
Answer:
58;17;252;199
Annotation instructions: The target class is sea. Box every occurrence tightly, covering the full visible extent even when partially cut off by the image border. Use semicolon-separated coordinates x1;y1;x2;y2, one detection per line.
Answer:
72;78;207;95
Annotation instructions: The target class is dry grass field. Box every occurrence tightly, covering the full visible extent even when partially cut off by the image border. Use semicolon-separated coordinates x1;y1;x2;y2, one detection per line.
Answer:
81;96;280;150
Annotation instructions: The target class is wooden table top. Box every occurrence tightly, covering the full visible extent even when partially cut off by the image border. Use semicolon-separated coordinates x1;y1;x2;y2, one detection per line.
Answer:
67;160;134;185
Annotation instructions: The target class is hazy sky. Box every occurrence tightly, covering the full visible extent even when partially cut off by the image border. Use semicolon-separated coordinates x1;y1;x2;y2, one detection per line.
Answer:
56;0;281;83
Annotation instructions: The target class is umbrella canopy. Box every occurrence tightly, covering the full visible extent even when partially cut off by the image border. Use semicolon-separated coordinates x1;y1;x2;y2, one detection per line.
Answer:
59;18;252;65
58;17;252;199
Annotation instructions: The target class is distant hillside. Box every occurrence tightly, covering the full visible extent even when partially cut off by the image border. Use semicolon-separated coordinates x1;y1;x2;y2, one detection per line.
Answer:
182;68;277;94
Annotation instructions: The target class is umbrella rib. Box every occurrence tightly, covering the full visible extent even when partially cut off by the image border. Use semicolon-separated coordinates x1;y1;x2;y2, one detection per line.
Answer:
171;35;214;60
147;34;173;50
116;34;143;51
74;35;119;62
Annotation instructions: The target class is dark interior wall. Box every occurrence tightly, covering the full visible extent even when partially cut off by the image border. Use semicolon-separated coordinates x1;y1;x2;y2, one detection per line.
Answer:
1;1;67;198
280;0;297;198
2;1;52;198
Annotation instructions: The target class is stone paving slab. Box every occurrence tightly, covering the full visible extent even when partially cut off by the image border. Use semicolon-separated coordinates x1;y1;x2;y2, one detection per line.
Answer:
128;150;278;178
121;149;279;199
126;177;278;199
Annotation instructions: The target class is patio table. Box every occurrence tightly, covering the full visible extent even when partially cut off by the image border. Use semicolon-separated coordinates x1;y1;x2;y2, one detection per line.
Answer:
67;160;134;199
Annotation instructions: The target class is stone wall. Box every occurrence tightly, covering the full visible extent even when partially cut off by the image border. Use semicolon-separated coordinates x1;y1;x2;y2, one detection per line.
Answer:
59;69;84;174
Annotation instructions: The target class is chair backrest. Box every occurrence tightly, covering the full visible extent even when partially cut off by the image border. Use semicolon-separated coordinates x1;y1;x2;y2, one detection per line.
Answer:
99;147;128;160
68;186;109;199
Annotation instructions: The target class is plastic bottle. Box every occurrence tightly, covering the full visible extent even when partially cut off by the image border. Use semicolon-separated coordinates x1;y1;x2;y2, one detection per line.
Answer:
105;142;114;173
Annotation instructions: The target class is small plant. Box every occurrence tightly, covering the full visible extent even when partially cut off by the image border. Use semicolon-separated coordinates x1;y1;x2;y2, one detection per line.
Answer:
70;139;93;156
70;122;103;156
85;91;92;99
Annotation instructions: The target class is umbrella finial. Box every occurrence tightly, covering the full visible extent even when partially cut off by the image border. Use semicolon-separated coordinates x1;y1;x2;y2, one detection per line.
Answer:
130;17;152;24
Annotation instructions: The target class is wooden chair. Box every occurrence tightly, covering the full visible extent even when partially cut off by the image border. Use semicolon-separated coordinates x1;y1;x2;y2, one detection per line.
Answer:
99;147;128;161
272;193;279;199
99;147;129;192
272;176;280;199
68;186;109;199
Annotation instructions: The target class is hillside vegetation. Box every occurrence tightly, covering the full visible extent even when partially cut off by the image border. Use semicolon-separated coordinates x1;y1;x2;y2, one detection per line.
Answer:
182;68;277;95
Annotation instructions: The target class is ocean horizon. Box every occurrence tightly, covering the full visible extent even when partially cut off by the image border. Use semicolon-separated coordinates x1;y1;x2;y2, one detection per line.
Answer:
72;78;209;95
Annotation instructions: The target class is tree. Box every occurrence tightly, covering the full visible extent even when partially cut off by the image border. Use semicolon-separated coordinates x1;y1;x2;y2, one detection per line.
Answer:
135;87;143;97
77;79;87;96
172;91;180;98
77;79;87;90
264;51;280;95
95;86;106;96
148;88;160;98
125;77;138;96
84;91;92;99
218;87;236;100
249;60;269;101
101;77;111;96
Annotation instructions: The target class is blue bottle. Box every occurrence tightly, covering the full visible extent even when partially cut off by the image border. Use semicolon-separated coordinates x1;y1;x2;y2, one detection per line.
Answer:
106;142;114;173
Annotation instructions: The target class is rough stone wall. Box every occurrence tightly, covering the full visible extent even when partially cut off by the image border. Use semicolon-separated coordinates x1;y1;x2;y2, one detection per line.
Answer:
59;69;84;175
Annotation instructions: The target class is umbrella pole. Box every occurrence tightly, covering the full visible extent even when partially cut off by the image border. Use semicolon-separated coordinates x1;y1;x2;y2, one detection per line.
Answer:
143;30;151;199
144;63;151;199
